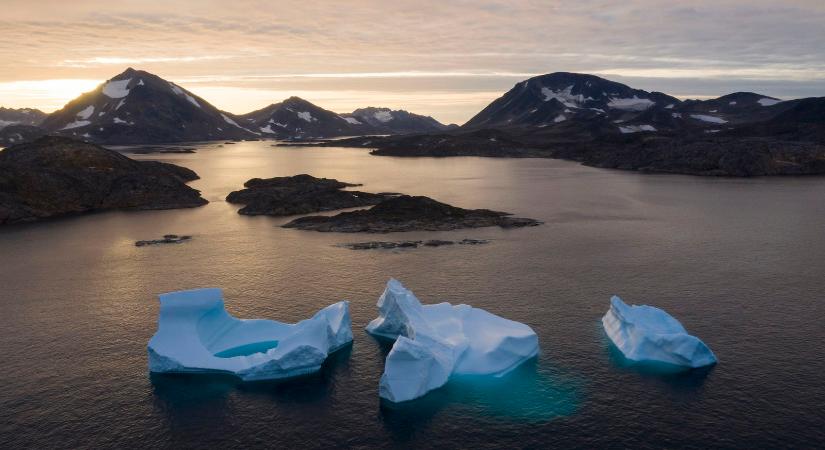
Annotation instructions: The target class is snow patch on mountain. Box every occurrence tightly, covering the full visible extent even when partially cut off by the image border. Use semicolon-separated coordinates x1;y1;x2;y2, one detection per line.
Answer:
344;117;362;125
619;124;657;134
102;79;131;99
169;83;201;108
758;98;782;106
554;114;567;123
221;113;241;127
76;105;94;120
297;111;315;122
608;96;655;111
691;114;728;124
541;85;590;108
60;120;91;130
373;110;394;122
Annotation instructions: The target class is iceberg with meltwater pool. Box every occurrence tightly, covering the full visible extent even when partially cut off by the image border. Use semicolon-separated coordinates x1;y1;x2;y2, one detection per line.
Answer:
367;279;539;403
148;288;352;381
602;295;717;369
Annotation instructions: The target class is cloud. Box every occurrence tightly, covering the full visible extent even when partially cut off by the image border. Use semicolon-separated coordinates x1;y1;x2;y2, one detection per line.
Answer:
57;55;254;68
0;0;823;122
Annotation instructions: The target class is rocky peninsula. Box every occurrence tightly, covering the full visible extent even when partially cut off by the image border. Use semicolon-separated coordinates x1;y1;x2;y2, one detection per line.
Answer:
0;136;207;224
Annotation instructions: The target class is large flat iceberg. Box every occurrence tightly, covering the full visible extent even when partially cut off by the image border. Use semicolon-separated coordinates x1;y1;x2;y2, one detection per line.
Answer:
148;288;352;381
602;296;717;369
367;279;539;403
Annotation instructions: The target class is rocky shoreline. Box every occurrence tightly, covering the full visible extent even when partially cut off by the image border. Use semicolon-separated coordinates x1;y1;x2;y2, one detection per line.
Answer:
305;132;825;177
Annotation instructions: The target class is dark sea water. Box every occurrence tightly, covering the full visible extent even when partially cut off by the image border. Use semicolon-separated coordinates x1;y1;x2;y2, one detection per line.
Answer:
1;142;824;449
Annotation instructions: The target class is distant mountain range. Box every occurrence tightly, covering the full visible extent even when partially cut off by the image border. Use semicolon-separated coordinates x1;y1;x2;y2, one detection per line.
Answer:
0;107;47;128
309;72;825;176
3;69;824;176
239;99;456;139
0;68;453;146
343;107;457;134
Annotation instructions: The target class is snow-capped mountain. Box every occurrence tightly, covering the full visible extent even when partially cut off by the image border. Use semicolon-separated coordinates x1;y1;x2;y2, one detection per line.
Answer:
343;107;456;134
40;68;257;144
463;72;680;131
239;97;370;139
239;99;457;138
0;107;47;129
461;72;808;138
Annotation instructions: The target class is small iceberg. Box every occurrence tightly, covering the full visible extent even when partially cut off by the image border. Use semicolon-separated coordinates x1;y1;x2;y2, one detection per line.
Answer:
602;296;717;369
367;279;539;403
148;288;352;381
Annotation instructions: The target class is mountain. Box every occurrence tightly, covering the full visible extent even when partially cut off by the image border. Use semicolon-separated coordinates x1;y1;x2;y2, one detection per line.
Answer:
460;73;811;139
0;136;206;224
40;68;257;144
239;97;371;139
239;98;457;138
463;72;680;132
0;107;47;129
343;107;457;134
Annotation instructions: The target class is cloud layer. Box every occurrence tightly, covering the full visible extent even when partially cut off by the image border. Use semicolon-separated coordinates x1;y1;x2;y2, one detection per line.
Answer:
2;0;824;123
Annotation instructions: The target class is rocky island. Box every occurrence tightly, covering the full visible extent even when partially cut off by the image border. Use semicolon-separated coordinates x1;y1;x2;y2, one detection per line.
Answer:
226;174;392;216
0;136;207;224
283;195;541;232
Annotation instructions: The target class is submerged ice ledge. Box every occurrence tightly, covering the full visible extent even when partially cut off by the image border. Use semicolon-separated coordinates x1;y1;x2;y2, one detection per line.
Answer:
602;296;717;369
148;288;353;381
367;279;539;403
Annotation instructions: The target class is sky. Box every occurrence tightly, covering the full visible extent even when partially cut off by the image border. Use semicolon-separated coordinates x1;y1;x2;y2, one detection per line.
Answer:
1;0;824;124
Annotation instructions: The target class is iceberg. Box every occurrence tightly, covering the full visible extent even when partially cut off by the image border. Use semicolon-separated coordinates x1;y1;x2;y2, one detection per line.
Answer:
148;288;352;381
367;279;539;403
602;296;717;369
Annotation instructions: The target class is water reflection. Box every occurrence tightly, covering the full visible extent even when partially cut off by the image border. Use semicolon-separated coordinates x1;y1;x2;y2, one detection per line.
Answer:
150;344;353;424
603;332;714;391
378;356;580;440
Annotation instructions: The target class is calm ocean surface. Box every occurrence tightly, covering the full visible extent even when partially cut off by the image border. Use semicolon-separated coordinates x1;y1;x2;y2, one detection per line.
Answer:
1;142;823;448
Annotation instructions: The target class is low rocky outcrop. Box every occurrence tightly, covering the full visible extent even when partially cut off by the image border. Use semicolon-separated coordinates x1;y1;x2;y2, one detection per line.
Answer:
0;136;207;224
135;234;192;246
283;195;541;233
226;174;392;216
339;238;489;250
127;146;197;154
